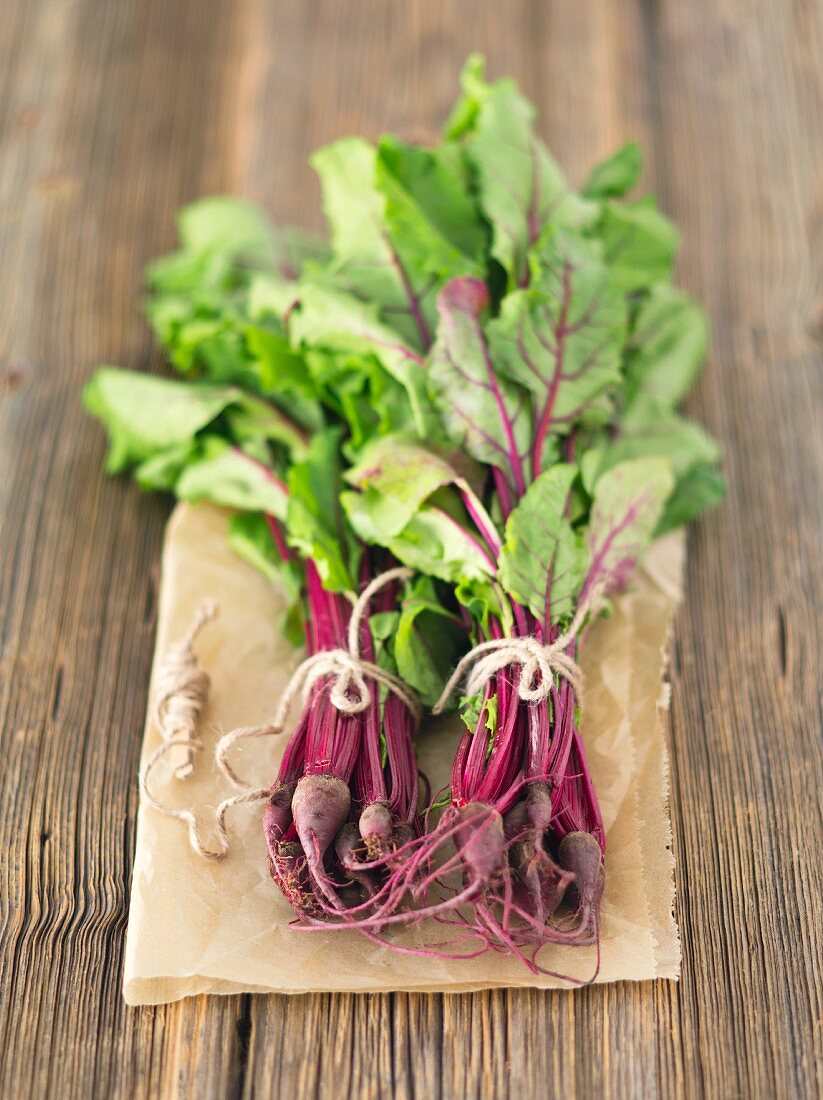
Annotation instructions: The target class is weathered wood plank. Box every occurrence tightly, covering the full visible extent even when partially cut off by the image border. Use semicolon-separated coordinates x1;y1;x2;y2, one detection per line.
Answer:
0;2;252;1097
649;3;823;1097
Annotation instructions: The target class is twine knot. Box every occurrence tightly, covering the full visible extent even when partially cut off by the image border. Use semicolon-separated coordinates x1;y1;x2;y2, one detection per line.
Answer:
432;586;605;715
216;566;420;788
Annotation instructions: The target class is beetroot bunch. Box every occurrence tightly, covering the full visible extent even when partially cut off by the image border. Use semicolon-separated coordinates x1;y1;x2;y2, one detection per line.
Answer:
259;559;423;918
85;56;721;974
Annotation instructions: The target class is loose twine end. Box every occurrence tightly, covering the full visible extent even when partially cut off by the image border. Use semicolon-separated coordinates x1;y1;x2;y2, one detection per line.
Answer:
139;600;225;857
152;598;218;779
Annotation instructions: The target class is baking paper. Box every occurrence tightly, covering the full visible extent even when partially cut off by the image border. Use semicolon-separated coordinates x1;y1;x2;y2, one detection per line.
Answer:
123;503;683;1004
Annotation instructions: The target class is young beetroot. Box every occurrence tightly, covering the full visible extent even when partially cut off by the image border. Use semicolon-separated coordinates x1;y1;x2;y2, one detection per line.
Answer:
251;555;426;921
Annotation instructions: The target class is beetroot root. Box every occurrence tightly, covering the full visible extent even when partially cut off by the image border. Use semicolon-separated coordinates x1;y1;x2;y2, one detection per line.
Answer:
358;801;394;860
291;773;351;906
557;829;604;940
263;781;295;847
453;805;507;887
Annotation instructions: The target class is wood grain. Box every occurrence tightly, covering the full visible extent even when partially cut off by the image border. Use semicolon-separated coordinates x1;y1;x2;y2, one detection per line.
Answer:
0;1;820;1097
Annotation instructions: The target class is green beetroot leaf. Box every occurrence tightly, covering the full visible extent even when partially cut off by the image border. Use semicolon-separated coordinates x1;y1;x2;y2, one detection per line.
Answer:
285;428;360;592
454;574;514;638
341;434;483;541
133;442;200;492
446;55;596;288
145;196;327;415
288;281;433;437
244;323;324;416
175;439;289;519
246;272;299;321
220;393;309;460
305;350;415;452
581;142;642;200
616;396;721;477
172;195;275;257
376;136;487;289
579;394;721;522
379;505;494;585
146;301;243;377
342;436;498;585
579;318;723;537
583;457;675;597
376;136;486;257
83;369;300;519
625;283;709;407
145;196;275;298
496;464;586;624
386;575;465;708
143;198;278;381
147;195;327;294
311;137;413;331
272;285;415;449
656;463;726;534
311;135;484;351
488;229;627;473
459;690;498;740
593;196;679;293
83;370;245;473
428;277;531;494
227;512;286;582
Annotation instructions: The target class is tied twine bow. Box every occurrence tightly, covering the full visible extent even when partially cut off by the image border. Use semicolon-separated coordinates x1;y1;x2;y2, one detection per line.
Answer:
141;568;420;862
432;586;604;715
214;565;420;795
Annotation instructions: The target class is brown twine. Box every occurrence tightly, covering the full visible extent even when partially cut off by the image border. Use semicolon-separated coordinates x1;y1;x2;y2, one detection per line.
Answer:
139;600;229;860
432;585;606;715
152;599;218;779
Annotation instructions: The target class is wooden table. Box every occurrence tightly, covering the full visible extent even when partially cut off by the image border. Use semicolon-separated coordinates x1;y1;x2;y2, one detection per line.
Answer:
1;2;821;1096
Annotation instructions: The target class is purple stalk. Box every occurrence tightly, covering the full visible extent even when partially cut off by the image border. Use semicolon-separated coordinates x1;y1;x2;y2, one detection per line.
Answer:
457;480;502;557
531;262;572;479
385;236;432;350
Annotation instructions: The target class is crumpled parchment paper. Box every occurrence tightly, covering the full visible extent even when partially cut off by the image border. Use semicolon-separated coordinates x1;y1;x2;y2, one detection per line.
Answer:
123;503;683;1004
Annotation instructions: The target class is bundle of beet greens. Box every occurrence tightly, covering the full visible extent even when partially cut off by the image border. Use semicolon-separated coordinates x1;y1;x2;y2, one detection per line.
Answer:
85;56;721;974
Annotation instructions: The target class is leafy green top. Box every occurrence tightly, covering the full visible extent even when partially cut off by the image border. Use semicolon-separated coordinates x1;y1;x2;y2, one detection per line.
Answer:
85;54;722;689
